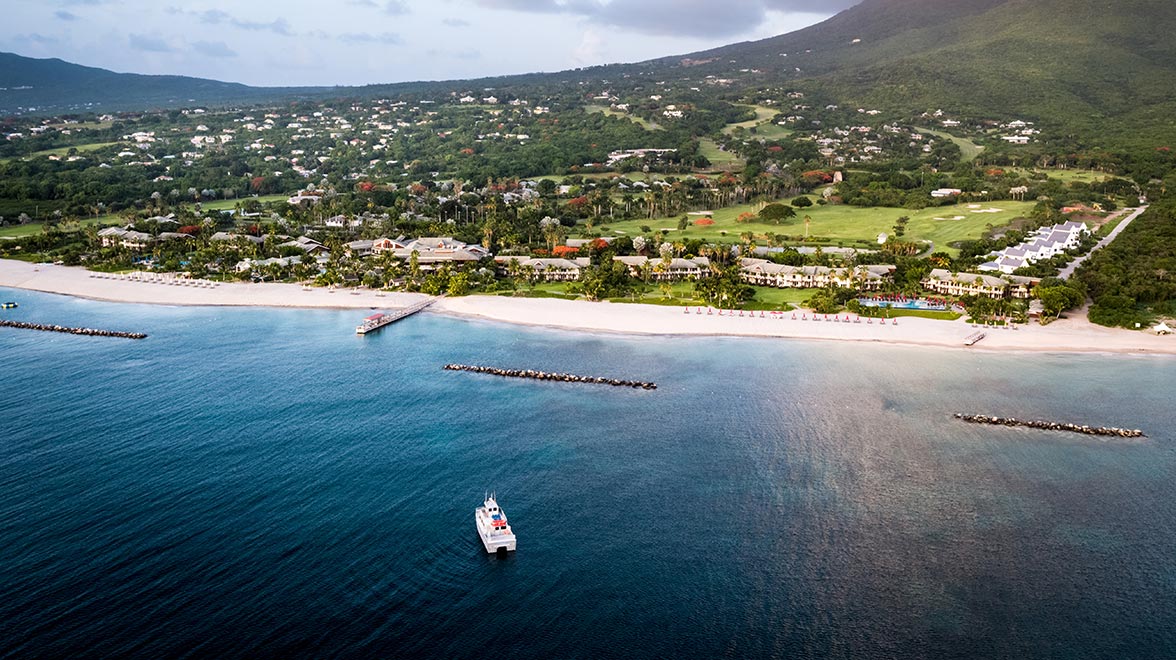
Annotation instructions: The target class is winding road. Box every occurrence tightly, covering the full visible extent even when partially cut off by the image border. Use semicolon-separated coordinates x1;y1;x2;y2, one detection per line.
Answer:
1059;205;1148;279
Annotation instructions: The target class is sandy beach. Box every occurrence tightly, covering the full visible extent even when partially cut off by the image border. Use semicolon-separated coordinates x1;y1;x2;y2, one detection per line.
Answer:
2;259;1173;355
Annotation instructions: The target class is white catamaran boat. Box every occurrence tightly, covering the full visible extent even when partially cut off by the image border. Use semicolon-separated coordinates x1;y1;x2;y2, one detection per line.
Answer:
475;495;517;554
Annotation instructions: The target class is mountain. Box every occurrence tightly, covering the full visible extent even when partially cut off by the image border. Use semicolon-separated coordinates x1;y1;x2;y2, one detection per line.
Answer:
0;53;331;114
6;0;1176;147
658;0;1176;147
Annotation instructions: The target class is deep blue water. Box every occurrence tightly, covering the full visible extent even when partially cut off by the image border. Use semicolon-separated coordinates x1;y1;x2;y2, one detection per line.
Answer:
2;289;1175;659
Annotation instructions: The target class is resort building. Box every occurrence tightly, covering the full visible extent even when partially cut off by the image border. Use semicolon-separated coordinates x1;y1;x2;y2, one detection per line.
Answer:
739;259;895;290
375;237;492;266
97;227;157;250
979;220;1089;274
614;256;712;281
494;256;590;281
278;236;330;256
922;269;1039;299
210;232;265;247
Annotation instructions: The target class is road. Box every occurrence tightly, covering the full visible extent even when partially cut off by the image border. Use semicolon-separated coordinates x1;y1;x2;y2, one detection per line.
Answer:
1058;205;1148;279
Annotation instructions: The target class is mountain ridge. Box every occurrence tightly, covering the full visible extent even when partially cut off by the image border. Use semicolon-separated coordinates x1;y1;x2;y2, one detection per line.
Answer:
5;0;1176;147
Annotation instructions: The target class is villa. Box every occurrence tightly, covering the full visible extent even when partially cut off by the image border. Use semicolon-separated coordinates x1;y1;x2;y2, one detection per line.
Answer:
739;259;895;290
922;269;1039;299
495;256;589;281
614;256;712;281
979;220;1089;274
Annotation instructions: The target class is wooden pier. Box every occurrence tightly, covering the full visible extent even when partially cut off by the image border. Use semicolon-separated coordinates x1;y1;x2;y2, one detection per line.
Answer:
356;298;436;334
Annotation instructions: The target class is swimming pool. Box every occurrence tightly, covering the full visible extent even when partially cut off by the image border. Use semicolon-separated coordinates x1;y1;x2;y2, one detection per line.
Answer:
857;298;948;311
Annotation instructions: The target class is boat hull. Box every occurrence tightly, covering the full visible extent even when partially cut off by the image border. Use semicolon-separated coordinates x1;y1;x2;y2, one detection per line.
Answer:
475;507;516;553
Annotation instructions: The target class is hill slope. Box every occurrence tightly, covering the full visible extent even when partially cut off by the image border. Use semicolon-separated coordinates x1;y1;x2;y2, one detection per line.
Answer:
0;53;331;114
665;0;1176;147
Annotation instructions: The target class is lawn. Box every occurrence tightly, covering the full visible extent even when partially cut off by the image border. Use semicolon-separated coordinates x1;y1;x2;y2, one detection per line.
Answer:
503;280;821;311
0;194;289;238
722;105;779;136
586;105;663;131
201;194;289;211
1010;168;1114;184
699;138;744;168
596;199;1037;254
0;215;118;238
917;129;985;162
1;141;125;163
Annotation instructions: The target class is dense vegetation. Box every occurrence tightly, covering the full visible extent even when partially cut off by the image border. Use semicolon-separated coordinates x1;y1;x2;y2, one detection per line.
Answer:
1077;202;1176;327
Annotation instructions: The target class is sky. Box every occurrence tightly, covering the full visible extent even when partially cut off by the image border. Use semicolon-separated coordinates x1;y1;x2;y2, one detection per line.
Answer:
1;0;855;88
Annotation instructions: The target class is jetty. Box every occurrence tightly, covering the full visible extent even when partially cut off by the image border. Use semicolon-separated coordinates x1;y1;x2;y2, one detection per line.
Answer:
356;298;436;334
954;413;1144;438
444;364;656;390
963;331;986;346
0;320;147;340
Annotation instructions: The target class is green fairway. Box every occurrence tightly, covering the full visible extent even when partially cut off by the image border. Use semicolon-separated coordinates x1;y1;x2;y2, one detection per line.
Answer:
0;195;288;238
0;215;118;238
699;138;744;168
1010;168;1114;184
722;105;779;136
585;105;663;131
201;194;289;211
13;141;125;162
598;199;1037;254
917;129;984;162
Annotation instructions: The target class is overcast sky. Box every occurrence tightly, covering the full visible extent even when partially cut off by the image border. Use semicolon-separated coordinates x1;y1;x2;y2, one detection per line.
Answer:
2;0;857;87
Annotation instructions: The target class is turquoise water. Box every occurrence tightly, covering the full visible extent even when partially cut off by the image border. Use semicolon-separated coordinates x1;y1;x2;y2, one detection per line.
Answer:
858;298;948;310
2;289;1175;658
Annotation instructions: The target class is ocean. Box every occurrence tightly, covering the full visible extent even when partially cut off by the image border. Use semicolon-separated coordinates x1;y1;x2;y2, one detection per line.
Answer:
2;289;1174;659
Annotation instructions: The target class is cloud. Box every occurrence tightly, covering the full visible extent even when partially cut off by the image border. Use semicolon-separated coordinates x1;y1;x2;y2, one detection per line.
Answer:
165;8;293;36
474;0;854;38
12;33;60;45
192;40;238;58
337;32;402;44
572;27;604;65
129;34;174;53
455;49;480;60
442;18;471;27
54;10;78;21
384;0;410;15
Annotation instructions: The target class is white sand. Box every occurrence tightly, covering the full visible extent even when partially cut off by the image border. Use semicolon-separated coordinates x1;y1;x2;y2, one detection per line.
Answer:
3;259;1173;355
0;260;429;309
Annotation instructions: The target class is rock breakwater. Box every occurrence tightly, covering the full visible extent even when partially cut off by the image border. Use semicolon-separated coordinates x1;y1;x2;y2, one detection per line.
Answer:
955;413;1143;438
444;364;656;390
0;320;147;339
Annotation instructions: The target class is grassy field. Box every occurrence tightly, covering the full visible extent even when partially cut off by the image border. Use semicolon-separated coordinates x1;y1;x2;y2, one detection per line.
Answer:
1010;168;1115;184
586;105;663;131
0;195;290;238
504;280;819;311
722;105;778;135
917;129;985;162
597;199;1037;254
699;138;744;168
0;215;117;238
1;141;125;163
202;194;289;211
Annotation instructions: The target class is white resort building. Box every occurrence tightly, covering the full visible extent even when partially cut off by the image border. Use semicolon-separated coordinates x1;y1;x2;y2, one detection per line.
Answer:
739;259;895;290
979;220;1089;274
922;269;1039;299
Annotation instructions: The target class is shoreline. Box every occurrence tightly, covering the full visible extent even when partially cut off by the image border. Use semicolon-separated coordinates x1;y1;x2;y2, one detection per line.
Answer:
3;259;1174;355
